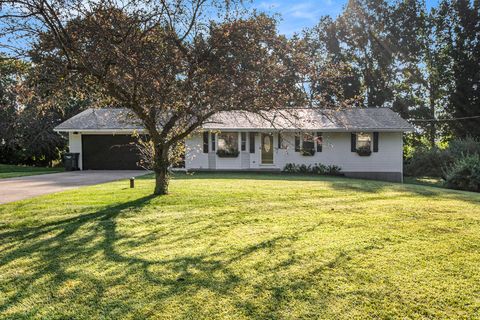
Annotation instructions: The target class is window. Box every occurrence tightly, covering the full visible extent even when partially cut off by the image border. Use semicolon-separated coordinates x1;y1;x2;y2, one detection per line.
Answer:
241;132;247;151
302;133;315;155
356;132;372;150
316;132;322;152
295;133;315;155
218;132;238;152
211;133;216;151
202;132;209;153
249;132;255;153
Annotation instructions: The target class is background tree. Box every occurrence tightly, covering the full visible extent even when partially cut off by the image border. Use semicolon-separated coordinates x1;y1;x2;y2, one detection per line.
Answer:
301;16;361;108
0;54;88;166
0;56;27;163
302;0;480;148
445;0;480;137
336;0;397;109
0;1;305;194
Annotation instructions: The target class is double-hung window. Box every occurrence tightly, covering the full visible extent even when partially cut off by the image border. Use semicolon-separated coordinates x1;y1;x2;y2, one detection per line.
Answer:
356;132;372;150
218;132;238;152
241;132;247;151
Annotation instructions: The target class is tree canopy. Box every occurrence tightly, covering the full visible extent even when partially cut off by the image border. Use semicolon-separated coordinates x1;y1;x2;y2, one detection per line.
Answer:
1;0;308;194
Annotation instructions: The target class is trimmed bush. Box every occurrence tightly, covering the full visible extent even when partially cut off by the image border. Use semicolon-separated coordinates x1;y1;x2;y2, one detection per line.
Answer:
326;165;342;175
282;163;342;176
445;155;480;192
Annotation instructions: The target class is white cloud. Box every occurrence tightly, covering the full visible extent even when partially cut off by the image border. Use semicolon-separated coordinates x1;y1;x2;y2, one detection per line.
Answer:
256;1;281;10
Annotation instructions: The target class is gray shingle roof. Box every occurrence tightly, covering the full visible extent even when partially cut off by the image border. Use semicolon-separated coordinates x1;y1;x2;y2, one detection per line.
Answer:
55;108;143;131
55;107;414;132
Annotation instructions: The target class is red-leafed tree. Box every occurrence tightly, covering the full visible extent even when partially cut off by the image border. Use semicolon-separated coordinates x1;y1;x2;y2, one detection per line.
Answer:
0;0;305;194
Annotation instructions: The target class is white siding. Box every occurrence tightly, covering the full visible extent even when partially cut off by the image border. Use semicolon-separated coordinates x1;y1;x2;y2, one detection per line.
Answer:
276;132;403;173
68;132;83;170
67;130;403;175
185;134;209;169
185;131;403;174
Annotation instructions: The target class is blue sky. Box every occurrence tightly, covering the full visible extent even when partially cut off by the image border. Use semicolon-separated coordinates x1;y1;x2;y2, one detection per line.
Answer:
251;0;346;36
1;0;441;53
250;0;440;36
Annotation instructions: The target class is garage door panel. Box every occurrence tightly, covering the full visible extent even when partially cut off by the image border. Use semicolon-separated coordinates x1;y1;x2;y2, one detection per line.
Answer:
82;135;141;170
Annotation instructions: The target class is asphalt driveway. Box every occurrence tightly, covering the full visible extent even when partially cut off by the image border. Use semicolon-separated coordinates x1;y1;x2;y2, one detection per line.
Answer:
0;170;148;204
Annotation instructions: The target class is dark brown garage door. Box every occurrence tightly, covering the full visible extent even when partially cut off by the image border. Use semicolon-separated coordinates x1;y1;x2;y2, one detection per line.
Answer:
82;135;142;170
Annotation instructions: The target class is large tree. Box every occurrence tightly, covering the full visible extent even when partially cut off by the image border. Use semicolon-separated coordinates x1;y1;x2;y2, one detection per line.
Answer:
0;56;27;163
445;0;480;137
0;0;305;194
0;54;90;166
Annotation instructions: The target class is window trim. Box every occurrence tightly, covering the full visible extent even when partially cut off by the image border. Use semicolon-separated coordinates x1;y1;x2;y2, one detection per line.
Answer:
249;132;255;153
202;131;209;153
211;132;216;152
241;132;247;151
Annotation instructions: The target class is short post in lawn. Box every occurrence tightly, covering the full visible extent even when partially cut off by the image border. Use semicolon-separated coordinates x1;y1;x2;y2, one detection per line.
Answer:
130;177;135;188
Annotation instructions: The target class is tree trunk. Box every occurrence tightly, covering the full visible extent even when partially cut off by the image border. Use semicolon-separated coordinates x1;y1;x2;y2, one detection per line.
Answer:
154;167;169;195
428;81;437;148
153;143;170;195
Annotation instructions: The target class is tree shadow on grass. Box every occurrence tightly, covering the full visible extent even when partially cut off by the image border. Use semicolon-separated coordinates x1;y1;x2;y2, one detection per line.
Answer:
0;195;155;314
0;189;394;319
0;194;312;318
1;175;476;318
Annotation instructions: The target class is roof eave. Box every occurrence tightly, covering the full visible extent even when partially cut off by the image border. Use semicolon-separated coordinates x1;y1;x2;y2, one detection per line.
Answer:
54;128;146;133
201;127;414;132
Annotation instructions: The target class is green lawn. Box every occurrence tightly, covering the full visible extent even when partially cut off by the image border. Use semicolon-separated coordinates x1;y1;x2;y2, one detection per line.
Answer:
0;164;63;179
1;173;480;319
404;176;445;188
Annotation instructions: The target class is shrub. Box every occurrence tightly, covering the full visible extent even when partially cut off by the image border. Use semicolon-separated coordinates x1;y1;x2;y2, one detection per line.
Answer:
326;165;342;175
404;137;480;179
282;163;342;176
298;164;311;173
404;147;451;178
445;155;480;192
311;163;327;174
283;163;298;173
448;136;480;159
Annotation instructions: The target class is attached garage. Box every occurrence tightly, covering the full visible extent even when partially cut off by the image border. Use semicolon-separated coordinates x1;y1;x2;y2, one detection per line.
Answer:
82;134;142;170
53;109;147;170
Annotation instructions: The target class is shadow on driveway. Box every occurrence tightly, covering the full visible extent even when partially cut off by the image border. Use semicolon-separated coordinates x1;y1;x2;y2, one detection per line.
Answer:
0;170;149;204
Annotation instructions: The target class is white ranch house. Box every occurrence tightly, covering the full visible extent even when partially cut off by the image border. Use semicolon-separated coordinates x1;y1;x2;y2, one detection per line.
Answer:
55;108;413;182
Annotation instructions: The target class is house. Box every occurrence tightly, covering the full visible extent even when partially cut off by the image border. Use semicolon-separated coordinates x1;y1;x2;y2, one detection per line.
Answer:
54;107;414;182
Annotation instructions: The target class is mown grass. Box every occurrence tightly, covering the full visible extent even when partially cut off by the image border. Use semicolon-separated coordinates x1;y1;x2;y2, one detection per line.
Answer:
0;164;63;179
404;176;445;188
1;172;480;319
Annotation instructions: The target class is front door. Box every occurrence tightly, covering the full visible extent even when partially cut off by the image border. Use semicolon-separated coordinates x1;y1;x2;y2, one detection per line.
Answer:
261;133;274;164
